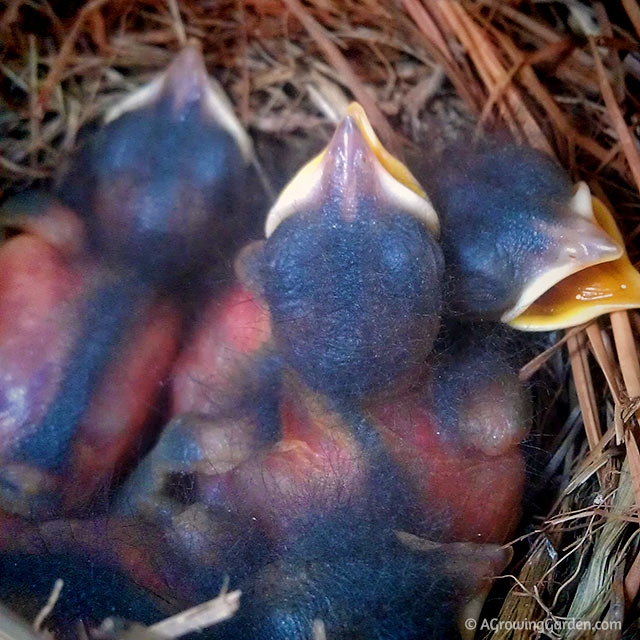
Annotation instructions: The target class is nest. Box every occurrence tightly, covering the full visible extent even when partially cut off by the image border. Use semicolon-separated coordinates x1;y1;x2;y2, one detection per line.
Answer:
1;1;640;638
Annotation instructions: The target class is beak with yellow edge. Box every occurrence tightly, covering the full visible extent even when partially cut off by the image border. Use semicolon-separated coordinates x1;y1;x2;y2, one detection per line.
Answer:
508;194;640;330
265;102;440;239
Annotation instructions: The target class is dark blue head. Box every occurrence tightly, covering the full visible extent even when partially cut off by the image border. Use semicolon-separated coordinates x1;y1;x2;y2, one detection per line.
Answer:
424;143;621;322
258;105;443;398
57;46;266;288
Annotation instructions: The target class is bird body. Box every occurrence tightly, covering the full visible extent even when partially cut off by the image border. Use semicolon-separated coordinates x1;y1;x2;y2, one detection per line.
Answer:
0;45;269;518
0;225;181;517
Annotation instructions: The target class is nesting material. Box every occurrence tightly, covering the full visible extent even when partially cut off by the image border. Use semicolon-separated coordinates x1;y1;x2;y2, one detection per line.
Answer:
1;1;640;639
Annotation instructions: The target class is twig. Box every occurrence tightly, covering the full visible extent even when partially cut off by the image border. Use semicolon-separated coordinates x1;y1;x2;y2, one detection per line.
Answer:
590;37;640;192
166;0;187;46
33;579;64;633
281;0;400;155
622;0;640;39
37;0;115;111
147;589;241;639
567;330;604;486
519;324;589;381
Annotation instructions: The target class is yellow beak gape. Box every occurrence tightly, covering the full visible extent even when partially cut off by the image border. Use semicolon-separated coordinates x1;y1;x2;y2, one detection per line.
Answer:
509;196;640;331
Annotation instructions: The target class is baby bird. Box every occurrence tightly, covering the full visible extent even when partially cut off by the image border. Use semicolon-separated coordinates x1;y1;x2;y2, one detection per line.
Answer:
421;143;635;328
510;194;640;330
55;44;266;290
251;102;443;398
0;45;268;518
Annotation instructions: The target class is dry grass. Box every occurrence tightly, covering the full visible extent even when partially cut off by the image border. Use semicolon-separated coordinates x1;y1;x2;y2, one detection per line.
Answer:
1;1;640;638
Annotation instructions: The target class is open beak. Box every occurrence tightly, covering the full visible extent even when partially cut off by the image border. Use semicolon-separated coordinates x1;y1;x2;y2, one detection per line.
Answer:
264;102;439;238
104;43;253;162
509;193;640;330
501;182;622;324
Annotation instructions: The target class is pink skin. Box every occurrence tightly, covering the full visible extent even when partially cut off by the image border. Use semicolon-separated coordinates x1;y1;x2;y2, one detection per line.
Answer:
0;228;182;516
147;285;526;546
64;301;181;510
234;372;526;545
169;286;366;542
217;377;367;542
140;376;366;544
112;285;276;524
0;235;85;450
366;386;526;543
0;267;525;616
171;286;272;416
0;246;524;586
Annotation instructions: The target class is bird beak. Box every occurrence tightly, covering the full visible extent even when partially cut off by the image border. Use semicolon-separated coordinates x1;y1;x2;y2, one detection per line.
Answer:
500;182;624;325
104;44;254;162
509;194;640;330
264;102;440;238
